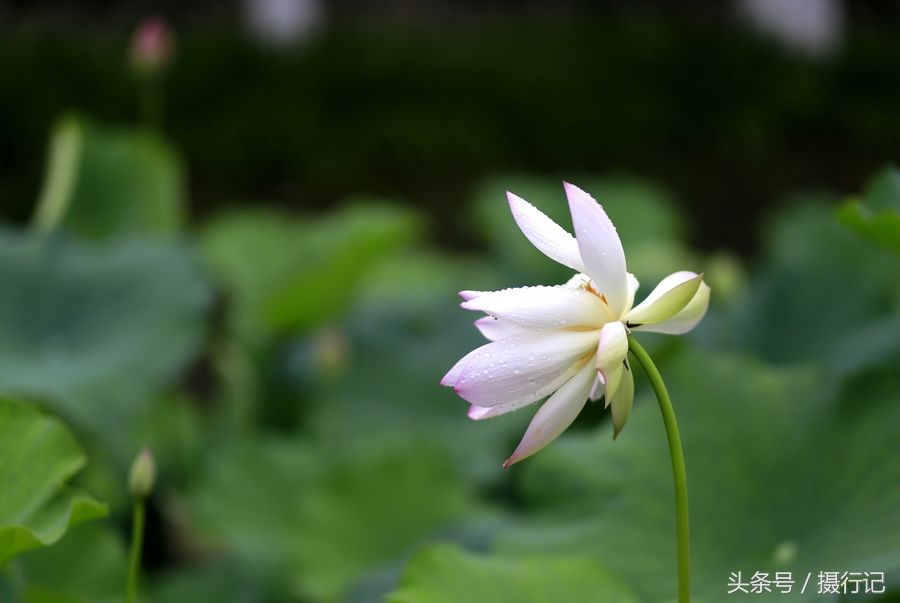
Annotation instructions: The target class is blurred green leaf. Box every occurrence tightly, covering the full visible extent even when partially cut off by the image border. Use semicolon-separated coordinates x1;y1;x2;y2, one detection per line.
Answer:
188;437;476;602
731;199;900;370
15;524;125;603
201;203;421;343
0;231;211;450
836;166;900;255
388;544;637;603
859;165;900;212
0;398;107;566
149;559;262;603
307;252;525;483
497;352;900;602
33;115;185;239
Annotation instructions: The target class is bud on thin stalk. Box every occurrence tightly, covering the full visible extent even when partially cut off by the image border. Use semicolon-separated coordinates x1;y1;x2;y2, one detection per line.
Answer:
128;447;156;499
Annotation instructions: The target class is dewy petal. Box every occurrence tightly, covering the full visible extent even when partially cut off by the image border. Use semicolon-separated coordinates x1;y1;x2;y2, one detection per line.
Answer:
447;330;599;408
461;285;608;331
611;362;635;440
468;398;534;420
632;280;710;335
504;360;595;467
595;321;628;402
459;290;490;302
624;271;702;327
473;316;527;341
564;182;629;317
507;192;586;273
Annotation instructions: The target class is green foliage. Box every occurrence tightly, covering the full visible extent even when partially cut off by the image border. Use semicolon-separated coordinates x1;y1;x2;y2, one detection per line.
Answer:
498;352;900;602
14;524;126;603
0;398;106;567
388;544;638;603
729;198;900;370
837;165;900;255
3;99;899;603
4;21;900;231
309;252;524;482
187;438;477;601
149;560;262;603
33;116;184;239
201;203;422;343
0;230;210;449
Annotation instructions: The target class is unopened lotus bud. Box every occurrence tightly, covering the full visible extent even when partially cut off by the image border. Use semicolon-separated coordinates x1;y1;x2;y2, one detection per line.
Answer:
128;447;156;498
130;17;174;73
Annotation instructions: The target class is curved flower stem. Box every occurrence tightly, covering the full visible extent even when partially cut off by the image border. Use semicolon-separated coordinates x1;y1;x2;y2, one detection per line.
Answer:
125;498;146;603
627;335;691;603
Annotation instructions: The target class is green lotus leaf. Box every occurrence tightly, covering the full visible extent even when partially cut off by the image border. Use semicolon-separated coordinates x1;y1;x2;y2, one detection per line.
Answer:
0;398;107;567
188;438;476;602
388;543;638;603
201;203;421;343
33;115;185;239
0;230;210;448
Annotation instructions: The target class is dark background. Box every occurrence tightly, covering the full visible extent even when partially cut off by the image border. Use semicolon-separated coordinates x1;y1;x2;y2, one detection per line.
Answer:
1;0;899;254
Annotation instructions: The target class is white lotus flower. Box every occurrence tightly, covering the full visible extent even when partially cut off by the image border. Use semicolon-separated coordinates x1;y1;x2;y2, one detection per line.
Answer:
441;182;710;467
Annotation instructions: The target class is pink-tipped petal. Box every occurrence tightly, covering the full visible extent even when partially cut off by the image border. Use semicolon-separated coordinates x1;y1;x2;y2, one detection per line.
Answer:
440;348;477;387
564;182;629;317
632;280;710;335
474;316;526;341
467;399;535;420
588;374;604;402
503;359;595;467
461;285;608;331
624;271;703;327
468;404;493;419
453;330;599;408
507;192;585;273
459;290;489;301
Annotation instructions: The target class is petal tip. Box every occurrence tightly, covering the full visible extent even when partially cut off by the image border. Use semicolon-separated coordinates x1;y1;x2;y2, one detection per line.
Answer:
562;181;592;203
467;404;490;420
440;367;462;387
506;191;528;209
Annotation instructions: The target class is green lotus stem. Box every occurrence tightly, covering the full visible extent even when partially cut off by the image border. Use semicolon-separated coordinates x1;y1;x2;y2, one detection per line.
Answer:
628;335;691;603
124;499;145;603
138;72;164;131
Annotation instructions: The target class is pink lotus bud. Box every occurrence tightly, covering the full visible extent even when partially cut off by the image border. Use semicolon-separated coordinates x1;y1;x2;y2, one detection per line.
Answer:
131;17;174;72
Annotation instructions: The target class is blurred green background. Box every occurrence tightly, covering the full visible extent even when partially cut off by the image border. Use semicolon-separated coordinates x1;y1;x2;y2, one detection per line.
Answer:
0;2;898;602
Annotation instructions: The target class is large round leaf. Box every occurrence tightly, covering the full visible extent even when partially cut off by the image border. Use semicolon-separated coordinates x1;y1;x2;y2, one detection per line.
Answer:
188;438;477;602
730;200;900;371
0;230;210;446
0;397;106;566
388;544;638;603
